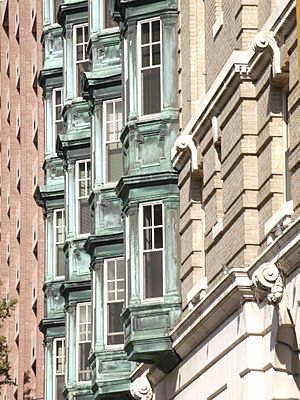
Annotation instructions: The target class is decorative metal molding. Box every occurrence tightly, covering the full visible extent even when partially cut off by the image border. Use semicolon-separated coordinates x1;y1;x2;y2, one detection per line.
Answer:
252;31;281;77
252;262;284;303
130;377;153;400
172;135;198;171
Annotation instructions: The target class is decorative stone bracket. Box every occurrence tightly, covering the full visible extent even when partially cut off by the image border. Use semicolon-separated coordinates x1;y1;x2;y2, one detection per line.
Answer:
171;135;198;171
252;261;293;327
252;31;281;78
130;377;153;400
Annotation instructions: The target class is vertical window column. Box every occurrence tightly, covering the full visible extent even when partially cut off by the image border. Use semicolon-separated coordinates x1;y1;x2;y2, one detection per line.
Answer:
53;88;64;148
139;19;161;116
103;99;123;183
74;24;89;97
77;303;91;382
76;160;91;235
141;203;164;299
104;259;125;346
102;0;118;29
54;209;65;278
53;338;65;400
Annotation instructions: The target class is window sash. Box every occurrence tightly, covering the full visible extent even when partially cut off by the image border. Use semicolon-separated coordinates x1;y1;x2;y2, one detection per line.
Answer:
140;203;164;300
54;209;65;278
53;88;64;147
103;99;123;184
104;258;125;347
138;19;162;116
53;338;65;400
76;303;91;382
73;24;89;97
76;160;91;235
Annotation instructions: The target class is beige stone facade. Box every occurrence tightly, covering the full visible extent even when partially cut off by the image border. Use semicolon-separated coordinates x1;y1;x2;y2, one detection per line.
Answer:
131;0;300;398
0;0;44;398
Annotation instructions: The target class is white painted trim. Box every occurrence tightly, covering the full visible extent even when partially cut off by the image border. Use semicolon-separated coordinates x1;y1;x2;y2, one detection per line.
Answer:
139;201;165;301
212;218;223;240
53;208;65;279
103;257;125;349
76;302;92;384
137;17;163;118
75;159;91;237
73;23;89;98
53;338;65;400
102;98;122;185
52;87;64;152
264;200;294;236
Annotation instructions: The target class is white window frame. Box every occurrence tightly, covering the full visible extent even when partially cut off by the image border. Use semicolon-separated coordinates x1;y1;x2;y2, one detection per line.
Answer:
139;201;165;302
100;0;119;31
73;23;89;98
52;87;64;150
53;338;65;400
102;98;123;185
75;159;91;236
76;303;91;383
137;17;163;118
53;209;65;279
103;258;125;349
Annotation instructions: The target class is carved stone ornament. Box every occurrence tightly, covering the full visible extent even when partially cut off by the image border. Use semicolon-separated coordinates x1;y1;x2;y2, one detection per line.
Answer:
252;262;284;303
252;31;281;77
130;377;153;400
172;135;198;171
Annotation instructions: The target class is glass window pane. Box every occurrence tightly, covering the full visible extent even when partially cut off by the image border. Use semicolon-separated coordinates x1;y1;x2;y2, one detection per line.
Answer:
79;199;90;234
105;102;114;121
56;120;64;136
56;244;64;276
108;302;123;334
107;261;115;280
78;342;91;381
152;43;160;65
142;46;150;68
154;227;163;248
141;22;149;44
142;67;161;115
76;27;83;44
106;142;122;183
55;375;65;400
76;45;83;61
152;20;160;42
116;259;125;279
143;228;152;250
154;204;162;225
143;205;152;227
144;251;163;298
79;163;86;179
104;0;118;29
115;100;122;117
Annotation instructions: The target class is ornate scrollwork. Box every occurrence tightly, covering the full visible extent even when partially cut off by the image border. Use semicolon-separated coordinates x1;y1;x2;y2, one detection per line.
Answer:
252;262;284;304
172;135;198;171
252;31;281;77
130;377;153;400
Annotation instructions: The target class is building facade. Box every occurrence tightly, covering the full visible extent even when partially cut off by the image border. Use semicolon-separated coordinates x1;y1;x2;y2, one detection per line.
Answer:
0;0;44;399
36;0;300;400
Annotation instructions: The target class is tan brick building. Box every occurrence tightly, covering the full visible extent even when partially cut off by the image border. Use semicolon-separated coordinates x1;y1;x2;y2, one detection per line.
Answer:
0;0;44;398
130;0;300;398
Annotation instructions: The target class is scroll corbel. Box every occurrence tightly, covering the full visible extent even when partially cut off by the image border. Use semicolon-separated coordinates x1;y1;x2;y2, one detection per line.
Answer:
252;31;281;77
130;377;153;400
171;135;198;171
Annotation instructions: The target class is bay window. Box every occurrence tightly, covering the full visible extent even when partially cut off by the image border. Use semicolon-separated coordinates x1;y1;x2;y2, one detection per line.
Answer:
76;303;91;382
138;19;161;116
53;209;65;278
53;88;64;148
76;160;91;235
140;203;164;299
53;338;65;400
104;258;125;346
103;99;123;184
74;24;89;97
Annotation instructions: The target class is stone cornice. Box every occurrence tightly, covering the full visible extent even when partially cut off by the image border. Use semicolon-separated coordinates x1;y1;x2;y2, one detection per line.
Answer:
57;1;88;28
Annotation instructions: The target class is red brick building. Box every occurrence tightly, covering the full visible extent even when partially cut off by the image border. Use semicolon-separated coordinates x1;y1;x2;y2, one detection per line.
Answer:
0;0;44;398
